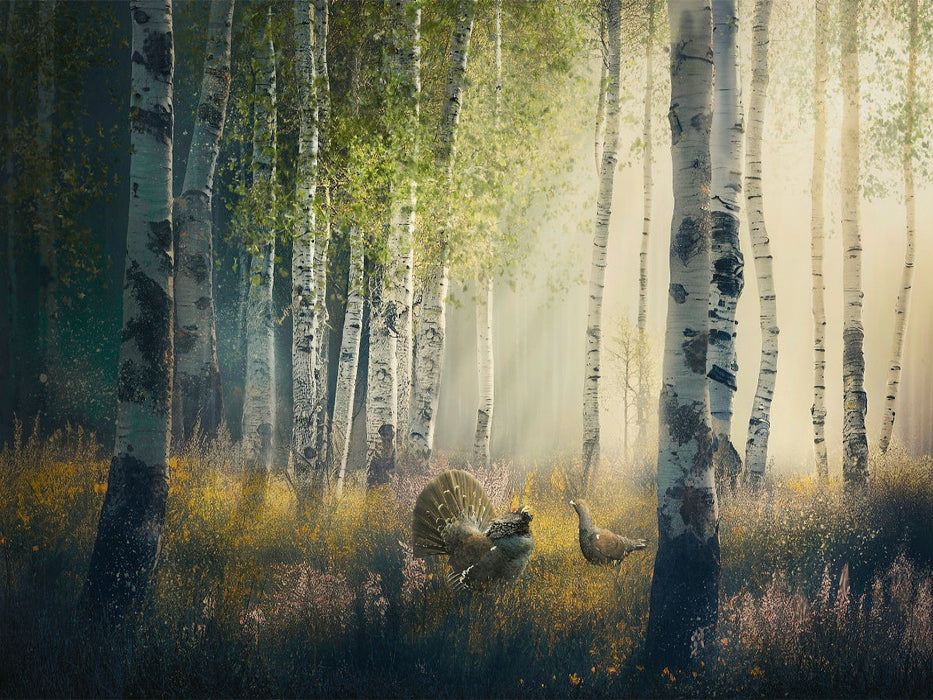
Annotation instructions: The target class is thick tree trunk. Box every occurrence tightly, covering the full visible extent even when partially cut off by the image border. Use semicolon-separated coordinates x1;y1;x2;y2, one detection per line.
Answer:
334;229;364;496
366;253;398;484
409;0;476;464
292;0;321;492
708;0;744;486
582;0;622;490
810;0;829;480
878;0;918;454
743;0;777;488
635;1;654;453
173;0;233;446
241;17;276;474
841;0;868;488
85;0;174;620
644;0;718;669
473;277;494;468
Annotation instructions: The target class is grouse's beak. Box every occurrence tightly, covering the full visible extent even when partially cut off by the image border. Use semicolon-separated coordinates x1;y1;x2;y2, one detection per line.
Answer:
569;500;576;508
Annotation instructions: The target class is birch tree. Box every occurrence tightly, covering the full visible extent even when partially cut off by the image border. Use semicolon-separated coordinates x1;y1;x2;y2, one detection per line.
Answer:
644;0;718;668
878;0;918;454
409;0;476;464
635;0;656;450
841;0;868;488
333;228;364;496
743;0;777;488
173;0;233;445
582;0;622;490
240;13;277;474
708;0;744;487
292;0;321;490
85;0;174;619
810;0;829;480
472;0;501;470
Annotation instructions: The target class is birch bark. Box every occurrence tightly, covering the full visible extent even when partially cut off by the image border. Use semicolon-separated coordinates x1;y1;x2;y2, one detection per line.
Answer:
878;0;918;454
810;0;829;479
582;0;622;490
743;0;777;487
408;0;476;464
594;8;607;174
292;0;320;489
334;229;364;496
840;0;868;488
241;16;276;473
474;277;494;468
644;0;718;668
85;0;174;619
708;0;744;486
173;0;233;445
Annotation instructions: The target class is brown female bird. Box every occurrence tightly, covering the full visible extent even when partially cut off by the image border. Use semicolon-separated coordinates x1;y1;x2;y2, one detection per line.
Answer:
413;470;533;590
569;499;647;566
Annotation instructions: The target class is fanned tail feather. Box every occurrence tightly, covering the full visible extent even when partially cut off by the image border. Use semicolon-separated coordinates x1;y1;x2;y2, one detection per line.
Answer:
412;470;494;558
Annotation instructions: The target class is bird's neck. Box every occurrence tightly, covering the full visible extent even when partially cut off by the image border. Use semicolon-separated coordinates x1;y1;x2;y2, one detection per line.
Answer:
576;510;594;531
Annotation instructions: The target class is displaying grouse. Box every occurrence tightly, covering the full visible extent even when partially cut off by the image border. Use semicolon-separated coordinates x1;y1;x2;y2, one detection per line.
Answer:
569;499;647;565
413;469;533;590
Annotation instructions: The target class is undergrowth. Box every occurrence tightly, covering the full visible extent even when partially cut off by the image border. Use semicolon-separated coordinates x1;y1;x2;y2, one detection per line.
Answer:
1;423;933;697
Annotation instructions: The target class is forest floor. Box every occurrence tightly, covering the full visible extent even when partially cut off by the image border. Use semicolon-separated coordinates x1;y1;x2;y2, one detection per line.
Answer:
1;421;933;697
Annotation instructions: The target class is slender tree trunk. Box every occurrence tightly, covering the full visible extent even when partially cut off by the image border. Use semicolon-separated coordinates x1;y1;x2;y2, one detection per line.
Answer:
334;228;364;496
472;0;500;470
841;0;868;488
708;0;744;487
241;15;276;474
878;0;918;455
473;277;494;467
393;0;420;460
644;0;718;668
594;8;607;174
85;0;174;620
635;1;654;453
810;0;829;480
743;0;777;488
582;0;622;490
292;0;321;492
173;0;233;446
37;0;58;420
409;0;476;464
311;0;331;470
3;2;19;436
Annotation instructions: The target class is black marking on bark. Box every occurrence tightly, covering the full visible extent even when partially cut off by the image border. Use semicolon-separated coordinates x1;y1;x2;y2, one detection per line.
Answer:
175;325;197;354
668;105;683;145
708;328;731;345
707;364;737;391
670;283;687;304
673;217;702;265
683;331;708;374
195;296;211;310
132;7;150;24
183;250;208;284
143;29;173;80
197;101;224;130
118;261;172;411
148;219;173;275
131;105;172;145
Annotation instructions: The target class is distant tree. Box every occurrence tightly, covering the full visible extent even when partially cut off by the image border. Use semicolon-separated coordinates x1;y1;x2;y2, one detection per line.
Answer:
644;0;718;668
173;0;234;446
744;0;777;488
85;0;175;619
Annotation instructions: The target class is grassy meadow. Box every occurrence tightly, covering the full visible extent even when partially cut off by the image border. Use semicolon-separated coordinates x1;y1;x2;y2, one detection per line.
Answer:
2;420;933;697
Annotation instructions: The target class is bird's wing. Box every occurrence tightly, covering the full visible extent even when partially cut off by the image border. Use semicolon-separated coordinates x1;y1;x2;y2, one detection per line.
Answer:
594;528;648;559
448;542;508;590
447;531;494;578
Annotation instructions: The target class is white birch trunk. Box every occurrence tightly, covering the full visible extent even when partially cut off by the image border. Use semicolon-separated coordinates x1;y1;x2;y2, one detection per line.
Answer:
85;0;174;619
840;0;868;487
241;17;276;473
878;0;918;454
810;0;829;479
594;9;607;174
644;0;718;668
473;277;494;468
635;1;655;451
743;0;777;487
334;229;364;496
366;249;398;484
173;0;233;444
292;0;320;486
582;0;622;489
708;0;745;480
409;0;476;464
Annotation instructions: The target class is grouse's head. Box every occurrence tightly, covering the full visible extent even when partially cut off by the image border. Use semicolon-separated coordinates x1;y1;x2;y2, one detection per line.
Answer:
485;506;533;539
569;499;592;526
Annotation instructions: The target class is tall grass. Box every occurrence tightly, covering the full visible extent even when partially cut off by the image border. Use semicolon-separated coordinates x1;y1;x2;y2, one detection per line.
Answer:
2;424;933;697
